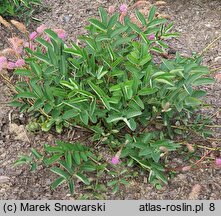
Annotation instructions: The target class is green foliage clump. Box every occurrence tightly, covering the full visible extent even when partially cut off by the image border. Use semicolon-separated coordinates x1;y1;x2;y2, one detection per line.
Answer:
0;0;41;22
12;6;213;193
15;140;98;194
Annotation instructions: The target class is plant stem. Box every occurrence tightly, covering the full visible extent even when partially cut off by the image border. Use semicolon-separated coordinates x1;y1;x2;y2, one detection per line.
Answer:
166;164;214;172
210;66;221;73
208;108;221;119
200;34;221;56
207;137;221;141
194;150;212;166
89;156;115;177
0;74;18;94
179;141;221;151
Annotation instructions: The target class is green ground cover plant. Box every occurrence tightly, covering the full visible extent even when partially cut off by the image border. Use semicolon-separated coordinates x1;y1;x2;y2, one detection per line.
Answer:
0;0;41;23
0;4;215;195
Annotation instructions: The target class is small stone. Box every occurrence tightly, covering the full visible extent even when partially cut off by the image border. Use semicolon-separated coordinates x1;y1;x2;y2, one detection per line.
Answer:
46;179;51;185
9;123;29;142
0;168;4;174
215;73;221;82
155;1;167;6
143;177;148;184
214;56;221;64
205;23;212;28
211;142;217;148
63;15;71;23
0;176;9;183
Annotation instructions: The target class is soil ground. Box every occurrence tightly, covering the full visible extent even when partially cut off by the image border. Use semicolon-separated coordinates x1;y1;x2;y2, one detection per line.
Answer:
1;0;221;199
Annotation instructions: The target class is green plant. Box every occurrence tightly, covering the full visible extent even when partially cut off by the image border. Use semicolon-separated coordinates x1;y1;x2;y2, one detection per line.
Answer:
121;132;180;187
0;0;41;23
9;6;213;190
11;7;212;135
14;139;131;195
107;168;130;194
14;140;98;194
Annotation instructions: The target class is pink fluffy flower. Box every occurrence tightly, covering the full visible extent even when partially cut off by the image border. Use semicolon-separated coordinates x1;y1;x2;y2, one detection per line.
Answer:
44;35;51;43
30;43;36;51
148;34;155;40
37;24;47;34
119;11;127;24
15;59;25;68
8;37;24;54
29;31;38;40
29;43;36;51
54;29;66;39
0;56;7;64
0;56;7;71
24;42;36;51
7;62;15;70
111;156;120;165
108;6;115;14
119;4;128;13
215;158;221;166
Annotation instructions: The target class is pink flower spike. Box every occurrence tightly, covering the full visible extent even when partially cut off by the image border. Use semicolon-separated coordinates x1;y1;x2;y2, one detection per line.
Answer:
0;56;7;64
54;29;66;39
7;62;15;70
108;6;115;14
37;24;47;34
8;37;24;54
44;35;51;43
148;34;155;40
15;59;25;68
119;4;127;13
0;56;7;71
215;158;221;166
30;44;36;51
29;31;38;40
24;42;35;51
111;156;120;165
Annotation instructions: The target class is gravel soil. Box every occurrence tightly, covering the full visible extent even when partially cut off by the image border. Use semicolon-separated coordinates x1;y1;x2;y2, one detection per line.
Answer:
1;0;221;200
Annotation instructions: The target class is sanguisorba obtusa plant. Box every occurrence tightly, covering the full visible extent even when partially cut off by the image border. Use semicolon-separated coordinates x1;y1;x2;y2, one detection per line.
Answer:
10;6;213;190
0;0;41;23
